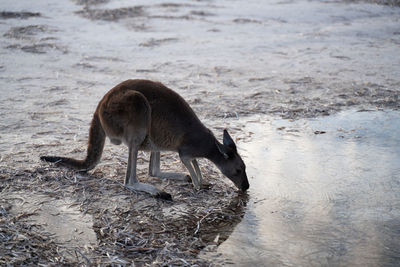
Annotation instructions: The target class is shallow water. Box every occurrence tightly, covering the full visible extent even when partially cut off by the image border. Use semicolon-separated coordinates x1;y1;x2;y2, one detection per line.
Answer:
202;110;400;266
9;192;97;258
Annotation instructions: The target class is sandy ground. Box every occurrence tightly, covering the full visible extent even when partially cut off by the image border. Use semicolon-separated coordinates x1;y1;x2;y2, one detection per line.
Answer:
0;0;399;265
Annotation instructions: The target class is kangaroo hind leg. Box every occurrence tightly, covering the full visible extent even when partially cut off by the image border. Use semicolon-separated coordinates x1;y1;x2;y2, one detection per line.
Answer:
125;142;172;201
115;91;171;200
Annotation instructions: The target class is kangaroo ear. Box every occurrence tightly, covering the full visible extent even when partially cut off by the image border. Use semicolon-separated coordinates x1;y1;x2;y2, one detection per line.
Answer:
223;129;236;151
215;140;229;159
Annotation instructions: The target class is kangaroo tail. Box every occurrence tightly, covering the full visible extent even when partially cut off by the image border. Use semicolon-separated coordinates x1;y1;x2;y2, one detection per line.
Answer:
40;112;106;171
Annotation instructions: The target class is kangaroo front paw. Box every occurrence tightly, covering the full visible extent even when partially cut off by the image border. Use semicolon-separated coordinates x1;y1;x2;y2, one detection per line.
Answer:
155;191;173;201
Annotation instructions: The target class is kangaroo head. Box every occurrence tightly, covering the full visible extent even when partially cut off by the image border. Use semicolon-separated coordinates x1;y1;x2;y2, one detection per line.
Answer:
215;129;249;192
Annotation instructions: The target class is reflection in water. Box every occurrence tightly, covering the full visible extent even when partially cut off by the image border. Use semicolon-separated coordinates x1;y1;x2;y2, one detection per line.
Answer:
202;110;400;266
197;193;249;247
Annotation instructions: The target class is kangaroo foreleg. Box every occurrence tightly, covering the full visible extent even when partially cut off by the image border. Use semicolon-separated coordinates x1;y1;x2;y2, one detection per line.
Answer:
149;151;190;181
182;158;210;190
192;159;211;189
181;157;202;189
191;159;203;184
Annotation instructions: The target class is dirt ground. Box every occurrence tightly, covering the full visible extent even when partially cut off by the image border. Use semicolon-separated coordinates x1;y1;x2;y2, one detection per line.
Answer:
0;0;399;265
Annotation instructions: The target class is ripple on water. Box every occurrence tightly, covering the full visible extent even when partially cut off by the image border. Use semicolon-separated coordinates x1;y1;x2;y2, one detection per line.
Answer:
201;110;400;266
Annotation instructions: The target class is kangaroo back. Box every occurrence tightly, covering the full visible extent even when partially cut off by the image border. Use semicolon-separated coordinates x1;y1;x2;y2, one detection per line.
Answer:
40;112;106;171
105;79;208;151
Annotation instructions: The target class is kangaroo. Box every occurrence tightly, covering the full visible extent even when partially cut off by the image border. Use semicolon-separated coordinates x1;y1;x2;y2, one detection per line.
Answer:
40;79;249;200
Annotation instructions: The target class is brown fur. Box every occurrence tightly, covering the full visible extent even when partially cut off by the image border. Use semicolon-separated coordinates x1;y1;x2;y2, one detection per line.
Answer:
41;79;249;199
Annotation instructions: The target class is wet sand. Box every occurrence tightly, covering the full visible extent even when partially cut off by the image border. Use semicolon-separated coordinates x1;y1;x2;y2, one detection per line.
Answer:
0;0;399;265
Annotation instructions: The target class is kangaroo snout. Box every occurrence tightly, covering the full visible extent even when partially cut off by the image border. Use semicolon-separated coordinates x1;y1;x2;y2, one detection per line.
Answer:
230;173;249;192
241;175;250;192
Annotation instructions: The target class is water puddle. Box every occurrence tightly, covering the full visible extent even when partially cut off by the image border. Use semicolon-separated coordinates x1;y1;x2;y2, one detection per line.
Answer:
9;192;97;259
202;110;400;266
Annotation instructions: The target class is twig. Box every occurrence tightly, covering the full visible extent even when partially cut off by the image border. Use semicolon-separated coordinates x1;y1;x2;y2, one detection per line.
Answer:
75;249;91;265
194;211;213;235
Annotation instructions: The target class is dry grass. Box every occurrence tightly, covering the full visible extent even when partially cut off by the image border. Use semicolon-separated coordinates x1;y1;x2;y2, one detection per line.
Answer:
0;152;248;265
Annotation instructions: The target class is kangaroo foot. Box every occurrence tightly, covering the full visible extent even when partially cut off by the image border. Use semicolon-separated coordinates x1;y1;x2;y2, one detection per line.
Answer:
125;182;171;200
